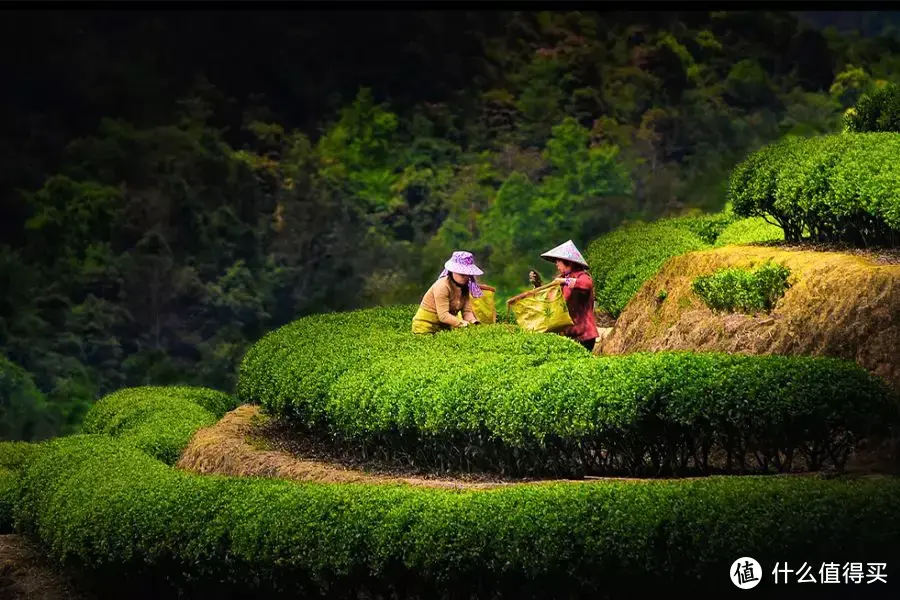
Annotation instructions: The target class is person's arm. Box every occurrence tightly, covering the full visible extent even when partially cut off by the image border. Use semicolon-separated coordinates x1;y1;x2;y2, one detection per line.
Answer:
554;272;592;290
571;272;593;290
434;282;465;327
462;294;479;324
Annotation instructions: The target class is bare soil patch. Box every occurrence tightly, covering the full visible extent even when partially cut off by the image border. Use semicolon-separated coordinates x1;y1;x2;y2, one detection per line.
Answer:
0;535;89;600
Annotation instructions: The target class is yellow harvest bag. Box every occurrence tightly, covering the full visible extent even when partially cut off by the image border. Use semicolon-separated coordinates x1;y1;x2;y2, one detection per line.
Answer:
506;282;574;333
472;284;497;324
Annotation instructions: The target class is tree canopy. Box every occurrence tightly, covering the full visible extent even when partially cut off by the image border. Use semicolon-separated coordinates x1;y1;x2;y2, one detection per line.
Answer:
3;10;900;439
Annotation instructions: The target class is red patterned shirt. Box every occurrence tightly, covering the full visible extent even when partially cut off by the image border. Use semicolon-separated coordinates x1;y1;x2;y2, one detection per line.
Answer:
560;270;599;342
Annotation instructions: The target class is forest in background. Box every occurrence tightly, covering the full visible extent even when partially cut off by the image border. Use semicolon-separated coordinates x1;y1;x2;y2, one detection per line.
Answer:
3;10;900;441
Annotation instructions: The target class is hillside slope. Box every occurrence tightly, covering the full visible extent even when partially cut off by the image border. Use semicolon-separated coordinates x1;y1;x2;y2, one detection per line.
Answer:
600;246;900;390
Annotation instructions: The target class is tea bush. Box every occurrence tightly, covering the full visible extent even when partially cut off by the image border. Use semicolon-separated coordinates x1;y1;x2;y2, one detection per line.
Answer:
239;307;897;477
0;440;40;471
0;468;16;533
15;433;900;598
82;386;239;465
585;221;709;317
662;210;738;245
692;261;791;313
715;216;784;246
729;132;900;245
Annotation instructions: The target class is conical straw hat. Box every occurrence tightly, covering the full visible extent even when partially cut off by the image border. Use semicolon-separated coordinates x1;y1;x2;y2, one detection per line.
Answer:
540;240;588;268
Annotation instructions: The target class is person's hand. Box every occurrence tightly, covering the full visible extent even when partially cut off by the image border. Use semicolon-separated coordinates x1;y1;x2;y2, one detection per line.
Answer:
528;270;542;288
458;320;469;328
553;277;576;287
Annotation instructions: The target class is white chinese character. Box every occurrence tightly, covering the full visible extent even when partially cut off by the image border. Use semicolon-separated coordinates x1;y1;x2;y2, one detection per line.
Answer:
819;562;840;584
867;563;888;584
843;562;865;584
772;562;794;584
730;557;762;589
797;562;817;583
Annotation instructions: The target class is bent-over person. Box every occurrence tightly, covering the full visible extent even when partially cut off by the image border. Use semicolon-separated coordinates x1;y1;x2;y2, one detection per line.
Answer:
412;251;485;334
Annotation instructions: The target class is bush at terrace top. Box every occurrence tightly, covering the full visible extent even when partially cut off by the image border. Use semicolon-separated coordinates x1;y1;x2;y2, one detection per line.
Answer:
728;132;900;246
237;307;898;477
714;216;784;246
585;221;710;317
13;429;900;598
692;261;792;313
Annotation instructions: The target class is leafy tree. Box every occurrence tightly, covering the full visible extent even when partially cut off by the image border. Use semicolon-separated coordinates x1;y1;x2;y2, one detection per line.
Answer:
844;81;900;133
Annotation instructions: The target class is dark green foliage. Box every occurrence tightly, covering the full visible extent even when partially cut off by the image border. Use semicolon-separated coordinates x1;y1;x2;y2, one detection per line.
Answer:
585;221;709;317
81;386;236;464
14;433;900;598
692;261;792;313
0;356;55;441
239;307;897;477
845;82;900;133
729;132;900;245
0;468;17;533
3;11;898;438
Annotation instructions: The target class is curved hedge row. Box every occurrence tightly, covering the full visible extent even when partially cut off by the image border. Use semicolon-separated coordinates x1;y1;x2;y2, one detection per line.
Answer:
729;132;900;245
715;216;784;246
585;220;710;317
0;468;16;533
82;386;239;465
0;440;40;534
661;211;738;245
238;307;898;477
14;432;900;598
0;440;40;471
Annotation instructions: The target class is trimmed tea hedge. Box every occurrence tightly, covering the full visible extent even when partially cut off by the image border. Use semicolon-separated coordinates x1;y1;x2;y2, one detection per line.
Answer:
0;440;40;471
715;216;784;246
662;211;738;245
729;132;900;245
15;433;900;598
238;307;898;477
82;386;239;465
585;221;709;317
692;261;791;313
0;468;16;533
0;441;40;533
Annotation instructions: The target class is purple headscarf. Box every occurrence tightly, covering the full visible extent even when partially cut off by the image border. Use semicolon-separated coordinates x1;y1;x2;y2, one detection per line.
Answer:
440;268;484;298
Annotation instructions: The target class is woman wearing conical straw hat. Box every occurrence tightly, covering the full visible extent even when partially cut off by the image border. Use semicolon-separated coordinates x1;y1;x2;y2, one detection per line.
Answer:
528;240;599;352
412;251;484;334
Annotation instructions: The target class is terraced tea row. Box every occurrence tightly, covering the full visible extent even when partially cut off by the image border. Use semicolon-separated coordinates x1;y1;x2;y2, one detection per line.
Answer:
237;307;898;477
2;389;898;598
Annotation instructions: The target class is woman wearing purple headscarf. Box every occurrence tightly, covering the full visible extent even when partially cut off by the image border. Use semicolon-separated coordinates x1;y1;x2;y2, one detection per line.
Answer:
412;251;485;334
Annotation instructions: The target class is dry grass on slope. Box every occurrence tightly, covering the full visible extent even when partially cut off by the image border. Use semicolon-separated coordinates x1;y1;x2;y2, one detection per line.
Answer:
176;406;723;489
178;405;526;490
600;245;900;391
